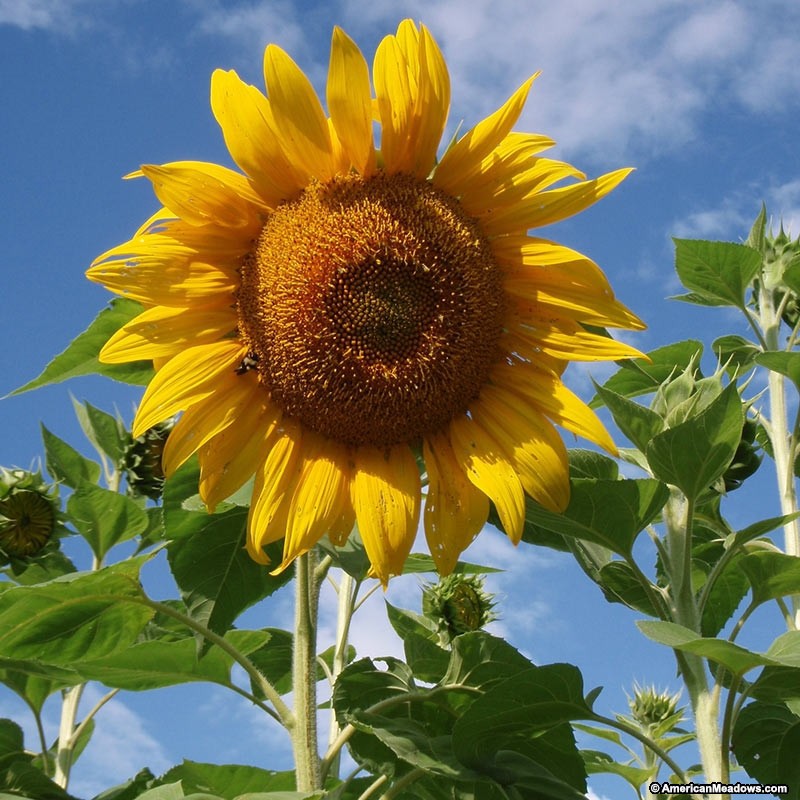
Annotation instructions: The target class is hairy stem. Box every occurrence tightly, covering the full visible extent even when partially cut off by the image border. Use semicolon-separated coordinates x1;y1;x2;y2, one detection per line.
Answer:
292;551;322;792
53;685;84;788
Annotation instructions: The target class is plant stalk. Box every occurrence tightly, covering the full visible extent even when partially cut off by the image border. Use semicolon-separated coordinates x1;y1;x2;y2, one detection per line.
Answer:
53;684;84;788
292;551;322;792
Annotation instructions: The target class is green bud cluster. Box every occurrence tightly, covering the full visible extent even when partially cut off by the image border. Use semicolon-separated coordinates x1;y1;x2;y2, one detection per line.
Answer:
122;420;173;500
422;573;496;642
627;683;684;730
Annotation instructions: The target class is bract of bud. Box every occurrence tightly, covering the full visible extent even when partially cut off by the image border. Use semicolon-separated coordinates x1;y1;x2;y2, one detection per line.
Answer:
422;574;496;643
0;468;60;559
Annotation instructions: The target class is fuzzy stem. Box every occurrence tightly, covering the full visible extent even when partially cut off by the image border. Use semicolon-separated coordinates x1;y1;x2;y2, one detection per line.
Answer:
324;571;358;782
53;685;84;788
759;280;800;627
292;551;322;792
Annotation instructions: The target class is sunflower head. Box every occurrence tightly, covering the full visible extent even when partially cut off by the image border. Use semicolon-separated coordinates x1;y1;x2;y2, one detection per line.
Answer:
88;20;643;583
627;683;683;731
122;420;173;501
0;468;60;560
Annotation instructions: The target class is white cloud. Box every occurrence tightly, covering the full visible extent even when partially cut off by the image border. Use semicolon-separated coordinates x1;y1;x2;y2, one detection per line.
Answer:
0;0;93;33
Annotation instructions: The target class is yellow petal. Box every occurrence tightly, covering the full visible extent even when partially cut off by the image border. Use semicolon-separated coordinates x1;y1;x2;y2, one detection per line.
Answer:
327;26;376;176
475;384;570;515
460;158;585;218
210;68;302;203
132;340;245;437
135;162;266;230
434;76;537;193
246;419;303;564
263;44;335;182
481;168;634;235
162;370;261;476
374;23;450;178
101;306;236;363
449;412;525;542
199;399;281;512
423;431;489;575
275;434;351;573
491;361;617;455
352;444;421;586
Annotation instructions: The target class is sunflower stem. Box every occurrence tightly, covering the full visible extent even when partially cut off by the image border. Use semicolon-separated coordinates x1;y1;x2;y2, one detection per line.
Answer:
53;684;84;789
292;550;322;792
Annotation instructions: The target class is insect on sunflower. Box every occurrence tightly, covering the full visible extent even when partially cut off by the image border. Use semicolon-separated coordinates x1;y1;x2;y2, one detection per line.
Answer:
88;20;644;584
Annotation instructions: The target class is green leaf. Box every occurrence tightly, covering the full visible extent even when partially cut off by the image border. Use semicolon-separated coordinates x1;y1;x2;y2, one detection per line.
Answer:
590;340;703;406
645;383;744;499
0;558;154;665
699;552;750;637
441;632;533;695
749;666;800;703
67;483;149;561
0;720;24;763
244;629;294;697
0;668;74;714
597;561;660;616
740;551;800;606
673;238;761;308
11;299;153;395
592;383;664;452
582;749;655;792
166;508;292;646
765;631;800;668
75;630;269;691
637;620;774;674
756;351;800;390
158;761;296;798
0;760;81;799
712;335;761;374
567;449;619;480
72;399;129;465
727;514;800;550
520;479;669;558
41;424;100;489
732;701;800;798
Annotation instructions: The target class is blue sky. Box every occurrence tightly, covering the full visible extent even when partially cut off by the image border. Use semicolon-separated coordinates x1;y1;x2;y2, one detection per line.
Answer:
2;1;800;797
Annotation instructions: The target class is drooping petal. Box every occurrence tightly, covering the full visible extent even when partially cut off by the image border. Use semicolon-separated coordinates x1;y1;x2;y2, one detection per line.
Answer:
101;306;236;363
474;384;570;516
276;434;352;573
352;444;421;586
423;431;489;575
162;369;261;476
132;162;267;230
449;412;525;542
199;398;281;512
491;361;617;454
263;44;335;182
433;76;537;193
246;419;303;564
132;340;246;437
210;68;304;202
327;26;376;176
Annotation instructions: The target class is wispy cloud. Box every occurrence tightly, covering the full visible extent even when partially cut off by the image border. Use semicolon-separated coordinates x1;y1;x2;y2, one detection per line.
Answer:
0;0;89;32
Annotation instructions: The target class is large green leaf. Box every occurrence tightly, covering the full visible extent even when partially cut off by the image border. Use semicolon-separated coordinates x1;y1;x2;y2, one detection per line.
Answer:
166;508;292;646
0;558;154;665
673;239;761;308
765;632;800;668
597;561;660;616
732;701;800;798
740;551;800;606
75;630;268;691
749;666;800;703
712;334;760;374
645;382;744;499
158;761;296;798
441;632;533;696
0;760;81;799
0;668;75;714
41;424;100;489
699;551;750;637
67;483;149;561
590;340;703;406
520;479;669;558
637;620;774;674
11;299;153;395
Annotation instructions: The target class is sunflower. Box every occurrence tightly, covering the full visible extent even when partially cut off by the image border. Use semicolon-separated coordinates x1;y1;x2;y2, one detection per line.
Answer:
88;20;643;583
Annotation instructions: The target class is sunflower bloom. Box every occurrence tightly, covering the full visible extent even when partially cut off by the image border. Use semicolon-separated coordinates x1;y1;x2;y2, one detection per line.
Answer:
88;21;644;583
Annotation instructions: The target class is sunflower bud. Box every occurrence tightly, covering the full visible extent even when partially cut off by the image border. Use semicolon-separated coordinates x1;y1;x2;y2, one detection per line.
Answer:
628;683;683;730
122;420;173;500
422;574;496;643
0;469;59;559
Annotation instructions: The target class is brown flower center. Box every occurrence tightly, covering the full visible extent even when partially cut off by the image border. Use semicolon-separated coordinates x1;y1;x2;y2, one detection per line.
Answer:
237;172;504;447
